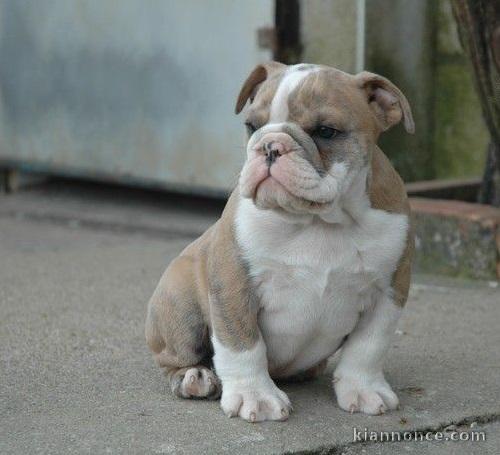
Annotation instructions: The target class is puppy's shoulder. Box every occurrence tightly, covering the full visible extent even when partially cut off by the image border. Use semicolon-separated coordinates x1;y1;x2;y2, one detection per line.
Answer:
181;188;240;260
206;188;250;286
208;188;240;253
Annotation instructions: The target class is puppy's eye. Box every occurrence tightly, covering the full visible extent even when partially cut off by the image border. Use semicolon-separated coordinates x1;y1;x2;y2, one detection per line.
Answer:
245;122;257;135
314;126;339;139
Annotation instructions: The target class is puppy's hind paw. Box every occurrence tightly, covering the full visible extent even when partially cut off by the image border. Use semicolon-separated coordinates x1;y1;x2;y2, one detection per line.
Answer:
171;366;221;400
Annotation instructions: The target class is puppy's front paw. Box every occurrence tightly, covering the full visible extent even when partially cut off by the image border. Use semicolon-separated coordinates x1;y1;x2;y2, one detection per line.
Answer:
221;381;292;422
333;372;399;415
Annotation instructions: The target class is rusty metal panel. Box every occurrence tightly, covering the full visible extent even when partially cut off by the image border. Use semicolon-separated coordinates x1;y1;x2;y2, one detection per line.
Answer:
0;0;273;195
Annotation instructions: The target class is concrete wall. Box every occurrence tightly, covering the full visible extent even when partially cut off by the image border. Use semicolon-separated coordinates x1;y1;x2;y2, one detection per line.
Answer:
300;0;488;183
300;0;358;72
365;0;436;181
432;0;488;179
0;0;273;194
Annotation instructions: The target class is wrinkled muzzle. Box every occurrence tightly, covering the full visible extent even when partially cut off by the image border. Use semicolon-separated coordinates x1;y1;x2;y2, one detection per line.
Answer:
239;123;342;210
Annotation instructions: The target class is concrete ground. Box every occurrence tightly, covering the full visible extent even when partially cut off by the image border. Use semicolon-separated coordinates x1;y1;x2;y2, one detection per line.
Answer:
1;180;499;455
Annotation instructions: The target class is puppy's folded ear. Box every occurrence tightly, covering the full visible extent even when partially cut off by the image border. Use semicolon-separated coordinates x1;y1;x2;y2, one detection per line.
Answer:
356;71;415;134
235;61;286;114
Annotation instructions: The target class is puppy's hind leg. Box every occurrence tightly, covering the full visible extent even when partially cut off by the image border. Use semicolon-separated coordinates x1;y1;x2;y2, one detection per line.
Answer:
145;256;221;400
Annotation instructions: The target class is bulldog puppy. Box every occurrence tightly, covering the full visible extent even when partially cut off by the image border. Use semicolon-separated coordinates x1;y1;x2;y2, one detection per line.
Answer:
146;62;414;422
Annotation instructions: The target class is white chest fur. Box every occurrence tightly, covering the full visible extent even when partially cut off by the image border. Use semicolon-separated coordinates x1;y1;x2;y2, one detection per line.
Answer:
235;196;408;377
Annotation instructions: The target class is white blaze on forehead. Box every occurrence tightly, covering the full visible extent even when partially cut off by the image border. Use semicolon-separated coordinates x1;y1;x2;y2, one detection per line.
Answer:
269;64;320;123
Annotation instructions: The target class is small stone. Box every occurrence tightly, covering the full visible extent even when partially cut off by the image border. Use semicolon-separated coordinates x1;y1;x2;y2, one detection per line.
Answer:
403;386;425;397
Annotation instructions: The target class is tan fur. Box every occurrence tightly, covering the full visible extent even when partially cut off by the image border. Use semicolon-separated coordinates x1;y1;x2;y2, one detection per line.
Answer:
145;189;261;378
235;61;285;115
145;232;212;370
206;189;261;350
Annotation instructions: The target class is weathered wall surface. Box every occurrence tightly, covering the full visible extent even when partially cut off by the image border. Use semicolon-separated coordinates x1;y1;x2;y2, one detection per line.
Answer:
0;0;273;194
300;0;488;183
365;0;436;181
299;0;358;72
432;0;488;179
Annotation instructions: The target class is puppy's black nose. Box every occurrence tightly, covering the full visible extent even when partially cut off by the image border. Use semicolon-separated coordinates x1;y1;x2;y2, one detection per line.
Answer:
266;149;279;166
264;141;284;166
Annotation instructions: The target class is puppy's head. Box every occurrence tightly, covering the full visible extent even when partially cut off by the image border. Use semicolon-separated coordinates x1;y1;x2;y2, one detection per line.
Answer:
236;62;414;214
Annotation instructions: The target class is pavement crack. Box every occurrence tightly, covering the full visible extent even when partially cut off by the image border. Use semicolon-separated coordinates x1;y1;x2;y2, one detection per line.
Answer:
284;413;500;454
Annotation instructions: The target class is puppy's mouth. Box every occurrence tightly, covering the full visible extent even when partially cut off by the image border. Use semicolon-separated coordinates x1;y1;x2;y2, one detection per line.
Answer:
255;177;326;212
252;159;294;195
240;151;336;209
